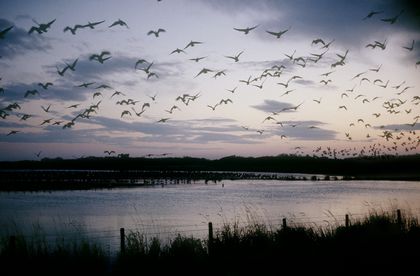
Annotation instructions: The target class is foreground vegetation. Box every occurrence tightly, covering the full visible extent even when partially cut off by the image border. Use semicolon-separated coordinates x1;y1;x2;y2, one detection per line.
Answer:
1;209;419;275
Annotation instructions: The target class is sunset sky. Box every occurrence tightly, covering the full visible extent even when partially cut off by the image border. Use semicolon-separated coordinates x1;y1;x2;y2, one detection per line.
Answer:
0;0;419;160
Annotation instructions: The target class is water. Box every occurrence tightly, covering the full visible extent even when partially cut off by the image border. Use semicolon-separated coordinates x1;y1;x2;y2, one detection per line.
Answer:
1;179;420;249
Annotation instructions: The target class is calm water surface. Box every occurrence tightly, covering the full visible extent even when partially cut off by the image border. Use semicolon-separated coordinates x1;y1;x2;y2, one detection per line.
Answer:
1;180;420;246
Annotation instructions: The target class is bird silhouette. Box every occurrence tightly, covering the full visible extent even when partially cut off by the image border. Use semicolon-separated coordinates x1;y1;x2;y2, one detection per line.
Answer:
0;25;13;39
104;150;115;155
226;87;237;93
189;56;207;62
157;118;170;123
363;10;383;20
170;48;186;55
381;10;403;24
38;82;53;90
28;19;56;34
7;130;19;136
75;82;95;88
24;89;39;98
402;40;415;51
225;51;244;62
266;27;290;39
41;104;51;112
147;28;166;37
121;110;132;118
233;25;259;34
84;20;105;29
109;19;129;28
195;68;213;78
90;51;111;63
63;24;84;35
184;40;203;49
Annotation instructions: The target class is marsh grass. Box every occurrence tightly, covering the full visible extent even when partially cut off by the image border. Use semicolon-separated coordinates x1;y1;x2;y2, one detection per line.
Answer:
1;208;419;275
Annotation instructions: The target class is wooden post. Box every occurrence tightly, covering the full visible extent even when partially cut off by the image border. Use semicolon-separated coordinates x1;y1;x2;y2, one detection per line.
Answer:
208;222;213;255
120;228;125;254
397;209;402;226
282;218;287;229
345;214;350;227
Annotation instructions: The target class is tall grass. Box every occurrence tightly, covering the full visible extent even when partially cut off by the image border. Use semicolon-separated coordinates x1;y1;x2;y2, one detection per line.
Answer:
1;208;419;275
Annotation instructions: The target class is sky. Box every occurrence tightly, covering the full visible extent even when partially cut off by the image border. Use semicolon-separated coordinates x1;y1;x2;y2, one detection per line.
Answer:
0;0;419;160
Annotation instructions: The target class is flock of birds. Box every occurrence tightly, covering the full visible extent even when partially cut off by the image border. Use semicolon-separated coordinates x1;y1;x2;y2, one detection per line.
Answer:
0;4;419;159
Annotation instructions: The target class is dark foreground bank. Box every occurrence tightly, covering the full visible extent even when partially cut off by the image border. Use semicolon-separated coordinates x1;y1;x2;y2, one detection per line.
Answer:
1;154;420;190
1;209;419;275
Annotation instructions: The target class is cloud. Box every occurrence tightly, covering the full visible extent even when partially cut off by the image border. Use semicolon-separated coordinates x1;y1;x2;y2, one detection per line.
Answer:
0;19;52;59
251;99;296;113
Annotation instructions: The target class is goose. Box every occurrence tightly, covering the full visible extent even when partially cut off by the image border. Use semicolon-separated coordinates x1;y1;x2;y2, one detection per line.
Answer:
266;27;290;39
233;25;259;34
225;51;244;62
381;10;403;24
147;28;166;37
75;82;95;88
0;25;13;39
83;20;105;29
24;89;39;97
38;82;53;90
184;40;203;49
189;56;207;62
28;19;56;34
109;19;129;28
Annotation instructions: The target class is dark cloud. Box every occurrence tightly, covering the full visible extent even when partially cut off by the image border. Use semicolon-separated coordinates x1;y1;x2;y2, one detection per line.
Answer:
0;81;89;102
0;114;261;145
251;99;296;113
375;123;420;131
0;19;52;58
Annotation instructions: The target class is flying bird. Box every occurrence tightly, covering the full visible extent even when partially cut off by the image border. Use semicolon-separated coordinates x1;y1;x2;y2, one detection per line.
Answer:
381;10;404;24
104;150;116;155
75;82;95;88
7;130;19;136
402;40;415;51
89;51;111;63
83;20;105;29
41;104;51;113
109;19;129;28
225;51;244;62
184;40;203;49
121;110;132;118
189;56;207;62
266;27;290;39
157;118;170;123
24;89;39;98
38;82;53;90
0;25;13;39
63;24;84;35
170;48;186;55
363;10;383;20
147;28;166;37
195;68;213;78
226;87;237;93
233;25;259;34
28;19;56;34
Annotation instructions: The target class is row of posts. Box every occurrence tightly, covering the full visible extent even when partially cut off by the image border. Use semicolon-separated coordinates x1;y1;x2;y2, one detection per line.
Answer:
7;210;404;254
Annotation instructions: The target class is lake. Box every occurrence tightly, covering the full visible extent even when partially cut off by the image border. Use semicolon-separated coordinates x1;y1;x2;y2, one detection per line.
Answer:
1;179;420;250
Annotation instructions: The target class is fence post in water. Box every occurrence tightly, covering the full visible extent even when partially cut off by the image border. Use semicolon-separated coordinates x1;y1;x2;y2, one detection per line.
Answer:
282;218;287;229
120;228;125;254
397;209;402;227
208;222;213;255
345;214;350;227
